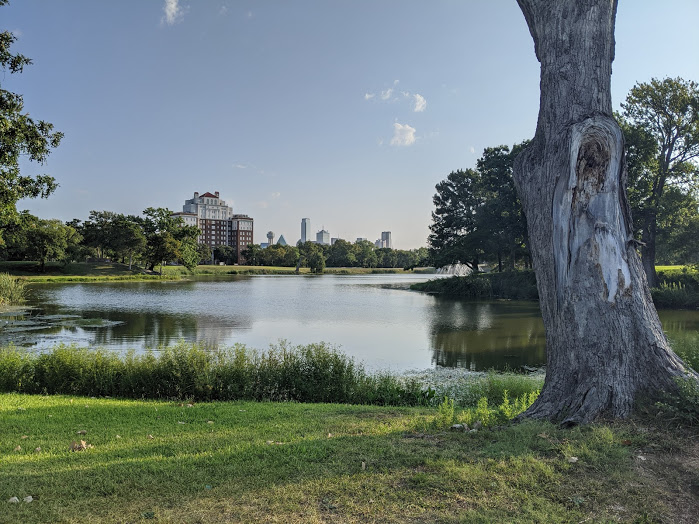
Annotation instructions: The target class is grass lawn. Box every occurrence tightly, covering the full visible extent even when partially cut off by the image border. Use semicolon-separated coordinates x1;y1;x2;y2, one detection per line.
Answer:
0;262;169;283
1;394;696;523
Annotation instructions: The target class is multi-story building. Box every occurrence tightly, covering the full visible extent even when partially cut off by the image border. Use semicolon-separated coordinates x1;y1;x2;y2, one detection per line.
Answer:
301;218;311;243
316;229;330;245
175;191;254;263
381;231;392;249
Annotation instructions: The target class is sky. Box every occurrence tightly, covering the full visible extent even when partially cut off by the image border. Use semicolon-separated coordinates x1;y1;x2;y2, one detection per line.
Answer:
4;0;699;249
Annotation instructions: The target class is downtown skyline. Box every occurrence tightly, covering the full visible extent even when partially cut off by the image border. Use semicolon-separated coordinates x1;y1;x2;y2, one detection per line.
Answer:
5;0;698;249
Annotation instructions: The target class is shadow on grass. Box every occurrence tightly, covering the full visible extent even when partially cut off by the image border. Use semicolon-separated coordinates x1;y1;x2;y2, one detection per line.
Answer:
0;395;678;523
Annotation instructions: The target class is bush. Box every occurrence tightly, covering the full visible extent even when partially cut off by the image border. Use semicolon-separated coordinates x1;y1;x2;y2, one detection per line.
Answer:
669;332;699;372
0;273;26;305
655;377;699;426
411;271;538;300
0;342;434;406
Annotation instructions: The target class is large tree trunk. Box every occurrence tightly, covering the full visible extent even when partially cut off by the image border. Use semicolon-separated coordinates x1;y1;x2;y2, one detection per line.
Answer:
513;0;695;424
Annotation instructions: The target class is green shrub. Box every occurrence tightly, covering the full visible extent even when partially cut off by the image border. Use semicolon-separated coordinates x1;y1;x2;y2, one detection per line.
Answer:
0;342;435;406
433;396;456;428
655;377;699;426
0;273;26;305
669;332;699;372
411;271;538;300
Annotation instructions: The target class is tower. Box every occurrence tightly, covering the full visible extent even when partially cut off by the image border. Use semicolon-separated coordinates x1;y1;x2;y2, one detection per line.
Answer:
301;218;310;243
267;231;274;245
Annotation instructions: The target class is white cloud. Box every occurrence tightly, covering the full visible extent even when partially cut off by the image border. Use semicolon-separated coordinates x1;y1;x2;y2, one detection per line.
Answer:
364;93;375;100
390;123;416;147
271;192;281;199
469;146;476;154
413;94;427;112
219;5;229;16
233;164;248;169
162;0;184;26
380;88;394;101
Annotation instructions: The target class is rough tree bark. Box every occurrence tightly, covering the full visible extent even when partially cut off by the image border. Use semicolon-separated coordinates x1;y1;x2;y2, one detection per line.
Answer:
513;0;696;424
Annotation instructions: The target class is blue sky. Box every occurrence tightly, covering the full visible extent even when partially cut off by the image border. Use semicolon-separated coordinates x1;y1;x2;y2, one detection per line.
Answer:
5;0;698;249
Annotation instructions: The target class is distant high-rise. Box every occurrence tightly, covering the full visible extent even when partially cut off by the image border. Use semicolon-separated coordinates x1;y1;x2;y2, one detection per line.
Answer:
381;231;392;249
277;235;288;246
301;218;311;243
174;190;253;263
316;229;330;245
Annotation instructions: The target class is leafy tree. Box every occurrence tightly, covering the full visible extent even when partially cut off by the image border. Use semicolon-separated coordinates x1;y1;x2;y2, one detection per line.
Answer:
476;143;529;270
112;215;147;269
654;186;699;264
306;244;326;274
24;218;77;271
241;243;262;266
197;243;213;265
326;239;356;267
213;244;236;265
140;207;199;272
177;236;199;271
354;240;378;268
618;77;699;287
0;7;63;245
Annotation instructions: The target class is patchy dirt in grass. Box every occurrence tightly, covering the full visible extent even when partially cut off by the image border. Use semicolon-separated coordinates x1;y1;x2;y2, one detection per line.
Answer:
631;430;699;524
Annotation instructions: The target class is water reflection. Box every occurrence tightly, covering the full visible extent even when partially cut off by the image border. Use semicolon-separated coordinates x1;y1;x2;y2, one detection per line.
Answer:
1;275;695;372
428;298;546;370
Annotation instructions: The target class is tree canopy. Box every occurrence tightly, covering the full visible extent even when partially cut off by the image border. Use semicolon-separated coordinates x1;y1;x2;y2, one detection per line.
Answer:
0;7;63;245
428;144;529;272
618;77;699;286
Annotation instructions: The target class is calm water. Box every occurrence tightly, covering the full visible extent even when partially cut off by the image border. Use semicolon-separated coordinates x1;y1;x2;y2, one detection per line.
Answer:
2;274;697;372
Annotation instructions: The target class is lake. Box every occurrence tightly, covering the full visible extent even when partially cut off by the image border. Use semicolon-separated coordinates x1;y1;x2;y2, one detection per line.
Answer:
2;274;697;372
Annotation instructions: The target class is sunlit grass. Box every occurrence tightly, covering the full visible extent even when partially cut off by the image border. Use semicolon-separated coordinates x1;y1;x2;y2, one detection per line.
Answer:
0;393;686;524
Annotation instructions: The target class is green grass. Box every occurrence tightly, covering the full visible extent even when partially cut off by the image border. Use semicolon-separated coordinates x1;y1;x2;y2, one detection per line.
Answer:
1;393;695;523
0;262;174;283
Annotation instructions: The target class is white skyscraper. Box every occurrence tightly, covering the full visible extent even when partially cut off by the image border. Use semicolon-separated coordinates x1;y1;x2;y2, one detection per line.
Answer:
301;218;311;243
381;231;392;249
316;229;330;245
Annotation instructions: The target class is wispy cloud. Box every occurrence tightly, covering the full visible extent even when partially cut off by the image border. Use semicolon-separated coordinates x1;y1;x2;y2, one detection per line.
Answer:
390;123;416;147
413;94;427;112
162;0;185;26
365;80;427;113
271;192;281;199
469;146;476;154
219;5;229;16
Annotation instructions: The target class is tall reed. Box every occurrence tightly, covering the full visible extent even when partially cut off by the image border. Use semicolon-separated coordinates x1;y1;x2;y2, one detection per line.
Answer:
0;273;26;305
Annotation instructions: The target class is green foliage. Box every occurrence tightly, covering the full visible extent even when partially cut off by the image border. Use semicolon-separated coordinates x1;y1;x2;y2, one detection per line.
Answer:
23;218;79;271
411;271;538;300
428;144;529;271
0;23;63;246
655;377;699;426
433;396;455;428
456;390;539;429
0;272;24;304
618;77;699;284
0;342;433;406
669;331;699;371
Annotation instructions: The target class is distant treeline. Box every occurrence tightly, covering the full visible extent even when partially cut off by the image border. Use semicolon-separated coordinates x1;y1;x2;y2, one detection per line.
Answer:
241;240;429;273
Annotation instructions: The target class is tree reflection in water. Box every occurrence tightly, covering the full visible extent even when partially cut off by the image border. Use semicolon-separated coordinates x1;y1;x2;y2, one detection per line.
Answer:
428;297;547;371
